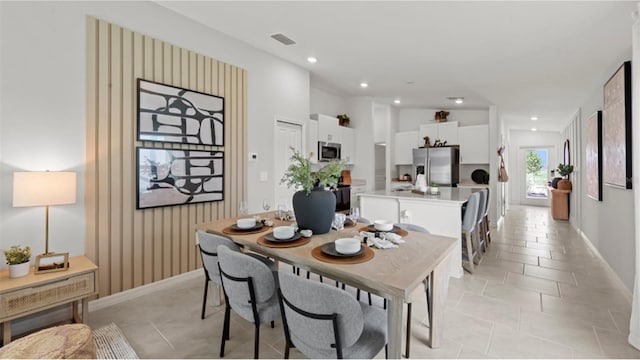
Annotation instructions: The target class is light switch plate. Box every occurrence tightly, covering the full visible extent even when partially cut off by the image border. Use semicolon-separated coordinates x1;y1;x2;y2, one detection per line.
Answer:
259;171;268;182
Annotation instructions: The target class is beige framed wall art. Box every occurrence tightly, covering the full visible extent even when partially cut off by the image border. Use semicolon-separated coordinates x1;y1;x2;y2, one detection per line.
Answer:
602;61;632;189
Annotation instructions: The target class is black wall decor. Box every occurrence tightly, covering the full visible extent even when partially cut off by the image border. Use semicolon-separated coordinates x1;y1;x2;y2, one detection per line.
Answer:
137;147;224;209
137;79;224;146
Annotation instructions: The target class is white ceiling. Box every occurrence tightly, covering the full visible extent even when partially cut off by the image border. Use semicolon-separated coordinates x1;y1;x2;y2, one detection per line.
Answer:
159;1;636;131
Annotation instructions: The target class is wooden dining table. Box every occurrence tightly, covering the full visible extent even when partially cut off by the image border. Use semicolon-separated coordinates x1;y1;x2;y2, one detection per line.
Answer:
197;215;457;358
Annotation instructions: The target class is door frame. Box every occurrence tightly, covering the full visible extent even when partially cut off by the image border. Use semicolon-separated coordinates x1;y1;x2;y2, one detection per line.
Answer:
273;116;307;209
518;145;556;206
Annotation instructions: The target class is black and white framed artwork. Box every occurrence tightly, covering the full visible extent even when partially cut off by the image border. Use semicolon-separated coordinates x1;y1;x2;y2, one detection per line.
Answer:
136;147;224;209
137;79;224;146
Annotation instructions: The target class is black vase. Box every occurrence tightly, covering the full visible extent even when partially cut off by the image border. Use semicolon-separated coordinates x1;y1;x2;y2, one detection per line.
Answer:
292;187;336;234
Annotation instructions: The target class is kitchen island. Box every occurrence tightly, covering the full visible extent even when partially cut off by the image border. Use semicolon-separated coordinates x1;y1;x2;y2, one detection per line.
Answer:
359;187;480;278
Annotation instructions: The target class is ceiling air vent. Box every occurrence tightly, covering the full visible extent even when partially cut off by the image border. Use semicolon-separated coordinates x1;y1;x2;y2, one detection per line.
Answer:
270;33;296;46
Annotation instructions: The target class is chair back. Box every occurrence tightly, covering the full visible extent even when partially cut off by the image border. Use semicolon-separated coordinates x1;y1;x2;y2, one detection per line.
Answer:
196;230;240;285
278;272;364;354
476;190;487;224
462;192;480;232
395;223;430;233
482;188;490;217
217;245;276;322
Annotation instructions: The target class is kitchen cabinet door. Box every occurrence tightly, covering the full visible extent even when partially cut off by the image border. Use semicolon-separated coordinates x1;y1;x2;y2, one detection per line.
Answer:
419;122;459;146
307;119;319;164
438;121;459;145
459;124;489;164
419;124;438;145
394;131;419;165
315;114;341;143
341;127;355;164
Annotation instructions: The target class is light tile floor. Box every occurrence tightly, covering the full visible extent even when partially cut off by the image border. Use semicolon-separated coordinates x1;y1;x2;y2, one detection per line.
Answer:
88;206;640;358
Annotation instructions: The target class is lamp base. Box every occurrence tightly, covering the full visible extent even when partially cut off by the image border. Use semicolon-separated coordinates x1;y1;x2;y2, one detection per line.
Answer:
34;252;69;274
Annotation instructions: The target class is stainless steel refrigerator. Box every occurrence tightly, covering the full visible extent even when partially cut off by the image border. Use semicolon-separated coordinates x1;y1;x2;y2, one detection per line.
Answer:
412;146;460;187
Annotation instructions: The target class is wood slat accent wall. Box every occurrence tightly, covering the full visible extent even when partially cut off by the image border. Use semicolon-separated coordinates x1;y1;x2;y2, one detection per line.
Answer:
85;17;247;297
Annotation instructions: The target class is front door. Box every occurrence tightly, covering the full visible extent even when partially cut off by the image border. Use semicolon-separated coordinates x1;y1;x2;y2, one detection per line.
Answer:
519;146;554;206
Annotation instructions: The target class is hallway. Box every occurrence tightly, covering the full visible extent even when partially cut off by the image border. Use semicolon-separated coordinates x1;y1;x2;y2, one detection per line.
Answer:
88;206;640;358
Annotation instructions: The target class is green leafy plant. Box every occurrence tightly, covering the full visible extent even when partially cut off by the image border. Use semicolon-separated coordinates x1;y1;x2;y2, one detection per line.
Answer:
336;114;350;126
557;163;574;178
4;245;31;265
281;147;344;195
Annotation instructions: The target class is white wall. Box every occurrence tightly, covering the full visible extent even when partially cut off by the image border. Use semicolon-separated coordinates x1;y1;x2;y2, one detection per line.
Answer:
397;108;489;132
310;87;348;117
571;48;635;291
507;130;563;205
0;2;309;260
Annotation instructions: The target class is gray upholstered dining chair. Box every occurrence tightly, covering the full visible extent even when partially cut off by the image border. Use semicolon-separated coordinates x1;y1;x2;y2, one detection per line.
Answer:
475;190;488;256
196;230;275;319
277;271;387;359
217;245;280;359
481;188;491;248
462;192;481;273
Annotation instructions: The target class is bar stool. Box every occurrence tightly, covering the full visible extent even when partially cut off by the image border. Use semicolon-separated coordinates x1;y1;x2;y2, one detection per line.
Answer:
462;192;481;273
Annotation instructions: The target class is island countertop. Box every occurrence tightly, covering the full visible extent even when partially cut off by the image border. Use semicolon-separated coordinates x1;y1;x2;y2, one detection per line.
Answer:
360;187;477;204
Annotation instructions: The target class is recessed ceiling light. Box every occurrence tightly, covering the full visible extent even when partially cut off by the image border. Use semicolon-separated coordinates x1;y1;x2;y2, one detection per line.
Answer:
394;99;401;104
531;116;538;121
531;128;537;132
406;81;415;85
307;57;317;63
455;98;464;104
360;82;368;88
446;96;464;104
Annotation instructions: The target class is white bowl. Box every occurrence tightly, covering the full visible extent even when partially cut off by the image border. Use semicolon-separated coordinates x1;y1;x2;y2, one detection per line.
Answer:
237;218;256;229
374;220;394;232
273;226;295;240
335;238;361;255
300;229;313;238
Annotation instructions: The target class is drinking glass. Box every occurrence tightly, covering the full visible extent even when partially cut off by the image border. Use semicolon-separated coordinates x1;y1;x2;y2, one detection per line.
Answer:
332;213;346;231
239;200;249;216
349;207;360;224
277;203;287;220
262;199;271;218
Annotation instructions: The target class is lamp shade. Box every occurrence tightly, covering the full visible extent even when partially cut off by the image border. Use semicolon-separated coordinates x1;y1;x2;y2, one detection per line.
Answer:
13;172;77;207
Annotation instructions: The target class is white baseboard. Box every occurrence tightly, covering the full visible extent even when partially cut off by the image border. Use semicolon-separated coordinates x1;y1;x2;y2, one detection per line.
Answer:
89;269;202;312
579;229;633;304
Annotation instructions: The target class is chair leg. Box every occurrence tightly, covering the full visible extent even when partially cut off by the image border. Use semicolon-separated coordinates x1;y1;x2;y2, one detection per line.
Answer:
201;278;209;319
254;325;260;359
368;292;372;306
271;320;274;328
319;275;323;283
284;343;290;359
383;298;387;310
356;288;361;301
385;344;388;359
423;278;431;327
220;303;231;357
405;302;412;358
306;271;310;279
464;231;475;273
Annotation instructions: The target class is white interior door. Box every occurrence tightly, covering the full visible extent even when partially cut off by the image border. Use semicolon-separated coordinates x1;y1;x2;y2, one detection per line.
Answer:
274;120;303;211
519;146;555;206
374;143;386;190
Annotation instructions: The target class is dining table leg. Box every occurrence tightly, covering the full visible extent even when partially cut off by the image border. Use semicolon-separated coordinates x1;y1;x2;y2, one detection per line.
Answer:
428;252;453;348
387;295;404;358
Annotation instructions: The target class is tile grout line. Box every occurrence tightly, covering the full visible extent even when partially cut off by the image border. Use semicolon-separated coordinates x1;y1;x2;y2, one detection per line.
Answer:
148;320;177;351
606;308;622;334
483;323;495;355
592;325;606;357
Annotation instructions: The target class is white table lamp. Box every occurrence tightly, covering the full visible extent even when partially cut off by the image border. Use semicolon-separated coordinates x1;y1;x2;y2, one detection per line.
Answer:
13;171;77;255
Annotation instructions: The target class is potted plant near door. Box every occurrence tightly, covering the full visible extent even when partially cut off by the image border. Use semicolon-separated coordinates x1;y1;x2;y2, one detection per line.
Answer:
281;147;344;234
4;245;31;278
556;163;574;191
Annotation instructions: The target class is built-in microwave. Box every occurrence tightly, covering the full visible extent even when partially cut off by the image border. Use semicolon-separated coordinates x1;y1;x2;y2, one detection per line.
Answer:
318;141;341;162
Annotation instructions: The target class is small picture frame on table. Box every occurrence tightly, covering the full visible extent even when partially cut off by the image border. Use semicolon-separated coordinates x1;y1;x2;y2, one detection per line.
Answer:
35;253;69;274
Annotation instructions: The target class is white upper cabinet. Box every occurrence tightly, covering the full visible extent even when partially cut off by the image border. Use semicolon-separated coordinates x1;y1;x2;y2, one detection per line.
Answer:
458;124;489;164
340;127;356;164
307;119;319;164
311;114;341;143
418;121;458;146
394;131;420;165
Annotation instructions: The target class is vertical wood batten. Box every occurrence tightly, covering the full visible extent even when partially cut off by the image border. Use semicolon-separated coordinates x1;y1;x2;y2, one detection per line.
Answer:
85;17;98;264
109;24;123;294
121;28;134;291
97;20;112;297
86;17;246;297
132;31;144;289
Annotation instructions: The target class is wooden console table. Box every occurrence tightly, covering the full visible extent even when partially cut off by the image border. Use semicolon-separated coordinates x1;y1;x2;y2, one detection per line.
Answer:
550;187;571;220
0;256;97;345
